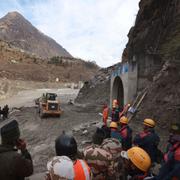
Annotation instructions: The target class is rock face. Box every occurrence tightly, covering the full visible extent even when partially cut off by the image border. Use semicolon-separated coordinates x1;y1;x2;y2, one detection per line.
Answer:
123;0;180;89
123;0;180;138
0;11;72;58
124;0;180;61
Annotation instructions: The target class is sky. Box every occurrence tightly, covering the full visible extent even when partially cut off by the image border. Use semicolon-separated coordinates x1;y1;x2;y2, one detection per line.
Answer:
0;0;139;67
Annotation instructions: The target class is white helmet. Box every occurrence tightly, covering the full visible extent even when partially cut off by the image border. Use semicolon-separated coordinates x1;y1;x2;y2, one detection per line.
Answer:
47;156;74;179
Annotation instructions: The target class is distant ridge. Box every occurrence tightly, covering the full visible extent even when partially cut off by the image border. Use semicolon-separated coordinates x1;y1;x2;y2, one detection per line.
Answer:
0;11;72;58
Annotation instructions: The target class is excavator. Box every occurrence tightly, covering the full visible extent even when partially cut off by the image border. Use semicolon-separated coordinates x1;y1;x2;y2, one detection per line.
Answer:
35;93;62;118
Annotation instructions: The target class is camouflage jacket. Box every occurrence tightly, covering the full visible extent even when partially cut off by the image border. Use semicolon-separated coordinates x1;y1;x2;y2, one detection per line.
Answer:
83;138;123;180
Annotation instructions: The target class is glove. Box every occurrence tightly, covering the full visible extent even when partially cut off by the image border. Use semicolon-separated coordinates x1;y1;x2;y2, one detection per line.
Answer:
16;139;27;151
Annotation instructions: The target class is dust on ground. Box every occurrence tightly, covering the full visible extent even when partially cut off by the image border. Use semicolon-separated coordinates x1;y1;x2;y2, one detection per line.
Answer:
0;87;102;175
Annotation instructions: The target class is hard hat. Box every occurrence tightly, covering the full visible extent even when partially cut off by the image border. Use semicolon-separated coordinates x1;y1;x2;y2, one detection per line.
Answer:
1;120;20;143
120;116;128;124
110;122;118;128
169;123;180;134
55;133;77;158
47;156;74;179
121;146;151;172
143;119;155;127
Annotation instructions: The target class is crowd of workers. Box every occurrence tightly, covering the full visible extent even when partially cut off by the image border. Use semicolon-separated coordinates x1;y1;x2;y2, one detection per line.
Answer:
0;99;179;180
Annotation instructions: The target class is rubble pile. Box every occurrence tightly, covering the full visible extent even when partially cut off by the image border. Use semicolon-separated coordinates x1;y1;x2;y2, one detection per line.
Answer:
76;63;120;105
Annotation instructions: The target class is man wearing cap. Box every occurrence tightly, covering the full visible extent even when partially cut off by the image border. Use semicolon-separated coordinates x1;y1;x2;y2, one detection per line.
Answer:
0;120;33;180
153;123;180;180
133;118;160;163
46;156;75;180
120;146;153;179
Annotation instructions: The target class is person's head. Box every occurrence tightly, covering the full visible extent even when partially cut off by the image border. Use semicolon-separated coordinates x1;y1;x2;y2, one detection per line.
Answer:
110;121;118;129
143;119;155;130
0;120;20;146
119;116;128;126
55;132;77;160
121;147;151;175
47;156;74;180
103;104;107;109
92;127;106;145
169;123;180;144
112;99;118;108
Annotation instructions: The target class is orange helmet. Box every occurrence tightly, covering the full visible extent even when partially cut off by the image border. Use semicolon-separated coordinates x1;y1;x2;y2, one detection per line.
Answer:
120;116;128;124
121;146;151;172
143;119;155;127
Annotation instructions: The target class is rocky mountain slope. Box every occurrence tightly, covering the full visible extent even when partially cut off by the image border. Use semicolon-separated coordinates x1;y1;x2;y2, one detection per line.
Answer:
0;11;72;58
0;39;98;83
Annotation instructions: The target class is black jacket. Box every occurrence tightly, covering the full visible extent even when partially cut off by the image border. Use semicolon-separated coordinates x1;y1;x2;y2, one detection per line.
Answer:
0;144;33;180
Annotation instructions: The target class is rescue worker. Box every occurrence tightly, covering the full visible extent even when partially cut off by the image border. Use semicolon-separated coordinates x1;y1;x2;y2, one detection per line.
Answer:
111;99;121;122
46;156;75;180
100;138;123;179
133;118;160;163
54;132;91;180
2;104;9;119
121;146;153;179
153;123;180;180
0;120;33;180
119;116;132;150
110;121;122;143
102;104;109;126
83;128;121;179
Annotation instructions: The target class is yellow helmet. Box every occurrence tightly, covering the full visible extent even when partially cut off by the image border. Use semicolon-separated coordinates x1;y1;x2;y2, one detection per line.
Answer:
127;147;151;172
143;119;155;127
120;116;128;124
110;122;118;128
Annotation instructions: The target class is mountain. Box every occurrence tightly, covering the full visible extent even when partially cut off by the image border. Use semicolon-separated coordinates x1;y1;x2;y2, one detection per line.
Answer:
0;11;72;58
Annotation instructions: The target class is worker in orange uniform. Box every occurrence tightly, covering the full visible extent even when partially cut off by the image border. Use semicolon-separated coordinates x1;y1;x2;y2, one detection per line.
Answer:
119;116;132;150
47;132;91;180
111;99;121;122
102;104;109;126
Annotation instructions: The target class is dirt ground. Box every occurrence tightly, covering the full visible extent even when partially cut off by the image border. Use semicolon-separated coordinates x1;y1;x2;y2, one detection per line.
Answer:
0;83;169;180
0;88;102;178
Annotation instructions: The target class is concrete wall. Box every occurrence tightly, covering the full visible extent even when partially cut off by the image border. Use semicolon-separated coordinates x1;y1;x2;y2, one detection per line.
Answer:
110;62;138;108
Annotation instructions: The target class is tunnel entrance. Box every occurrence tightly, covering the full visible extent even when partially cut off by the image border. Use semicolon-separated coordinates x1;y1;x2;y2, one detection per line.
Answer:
112;76;124;109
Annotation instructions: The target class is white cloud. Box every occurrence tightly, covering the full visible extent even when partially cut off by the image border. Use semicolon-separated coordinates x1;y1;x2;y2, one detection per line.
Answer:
1;0;139;67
